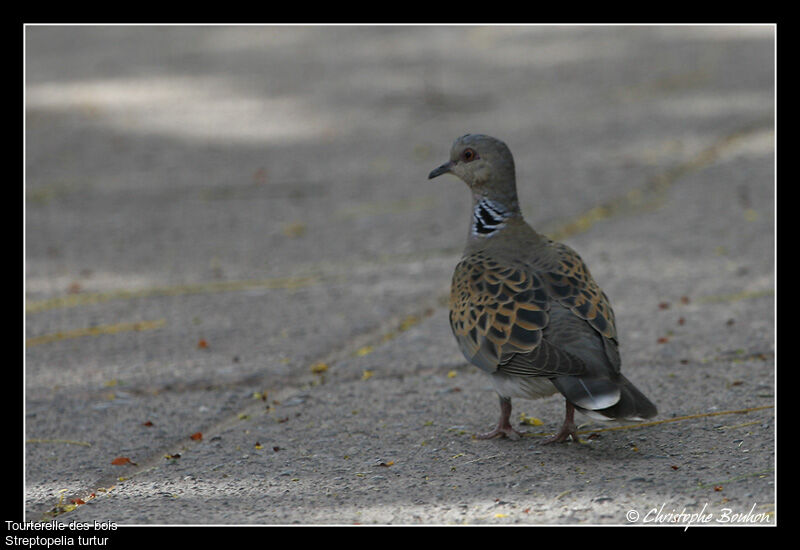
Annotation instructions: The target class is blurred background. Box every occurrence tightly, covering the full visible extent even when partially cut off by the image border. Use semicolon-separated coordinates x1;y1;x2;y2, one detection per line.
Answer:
25;24;774;383
26;26;773;284
24;25;775;524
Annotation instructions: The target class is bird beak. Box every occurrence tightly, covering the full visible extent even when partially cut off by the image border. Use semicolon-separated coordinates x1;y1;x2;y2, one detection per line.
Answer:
428;161;453;180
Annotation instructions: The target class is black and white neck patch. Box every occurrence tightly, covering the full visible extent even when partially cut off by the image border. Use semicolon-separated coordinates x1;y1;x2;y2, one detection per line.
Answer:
472;198;510;237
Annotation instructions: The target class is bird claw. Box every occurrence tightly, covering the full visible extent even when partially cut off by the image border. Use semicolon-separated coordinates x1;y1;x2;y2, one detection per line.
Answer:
475;425;523;441
541;423;578;444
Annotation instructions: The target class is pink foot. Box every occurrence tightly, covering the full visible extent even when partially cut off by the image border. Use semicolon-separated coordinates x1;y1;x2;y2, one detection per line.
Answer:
542;401;578;444
475;425;522;441
475;397;523;441
541;424;577;444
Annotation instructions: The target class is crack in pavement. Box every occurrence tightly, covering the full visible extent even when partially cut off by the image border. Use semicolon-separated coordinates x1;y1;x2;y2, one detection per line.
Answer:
32;119;774;521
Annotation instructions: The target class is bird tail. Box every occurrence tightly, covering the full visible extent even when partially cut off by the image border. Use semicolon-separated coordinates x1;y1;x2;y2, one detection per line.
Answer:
552;374;657;421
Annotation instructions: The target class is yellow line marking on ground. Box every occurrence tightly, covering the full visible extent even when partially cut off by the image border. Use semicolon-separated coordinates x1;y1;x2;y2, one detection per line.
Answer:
26;438;92;447
524;404;774;438
25;276;318;314
544;121;771;242
694;288;774;304
696;468;775;489
26;319;166;347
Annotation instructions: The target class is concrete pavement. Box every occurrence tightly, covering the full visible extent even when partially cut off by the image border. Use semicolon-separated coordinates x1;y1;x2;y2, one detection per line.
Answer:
23;25;775;525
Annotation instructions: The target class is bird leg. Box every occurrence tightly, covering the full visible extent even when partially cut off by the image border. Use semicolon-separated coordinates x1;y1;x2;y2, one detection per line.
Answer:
542;401;578;444
475;396;522;440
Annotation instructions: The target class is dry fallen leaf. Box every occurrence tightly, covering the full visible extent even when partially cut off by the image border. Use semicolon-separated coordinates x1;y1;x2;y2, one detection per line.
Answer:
282;222;307;238
519;413;543;426
197;338;208;349
355;346;373;357
252;167;268;185
190;432;203;441
310;362;329;374
111;457;135;466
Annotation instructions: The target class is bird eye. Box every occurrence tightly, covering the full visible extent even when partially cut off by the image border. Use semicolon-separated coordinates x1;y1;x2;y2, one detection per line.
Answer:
461;148;478;162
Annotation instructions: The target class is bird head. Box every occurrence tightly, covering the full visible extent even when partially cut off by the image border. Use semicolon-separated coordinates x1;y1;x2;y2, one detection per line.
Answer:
428;134;519;208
